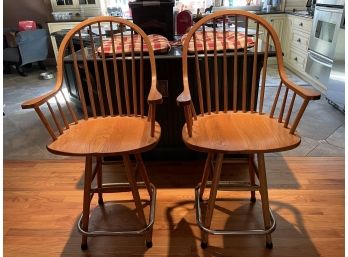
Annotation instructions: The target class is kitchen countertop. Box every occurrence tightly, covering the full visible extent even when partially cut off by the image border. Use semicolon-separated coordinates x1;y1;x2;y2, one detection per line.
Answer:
47;9;313;24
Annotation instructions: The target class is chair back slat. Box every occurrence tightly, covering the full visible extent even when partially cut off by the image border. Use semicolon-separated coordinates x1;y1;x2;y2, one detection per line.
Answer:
258;32;270;114
78;30;97;118
222;17;228;113
213;19;219;113
69;40;88;120
87;25;105;117
194;33;205;116
97;22;114;116
109;23;123;116
120;28;131;115
242;16;248;112
130;30;138;116
250;22;259;112
140;37;145;117
202;26;212;114
233;15;238;112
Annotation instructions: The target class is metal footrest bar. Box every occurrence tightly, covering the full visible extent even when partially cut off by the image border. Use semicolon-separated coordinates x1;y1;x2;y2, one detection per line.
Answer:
206;181;260;191
195;184;276;235
90;182;148;194
77;183;156;237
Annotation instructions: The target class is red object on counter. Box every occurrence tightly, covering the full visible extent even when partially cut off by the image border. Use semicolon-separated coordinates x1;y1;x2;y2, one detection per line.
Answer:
176;11;192;35
18;21;37;31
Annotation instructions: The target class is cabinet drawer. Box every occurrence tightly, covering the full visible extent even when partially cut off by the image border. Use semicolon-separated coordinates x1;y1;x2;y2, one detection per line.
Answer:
288;15;312;32
288;48;307;71
289;30;310;52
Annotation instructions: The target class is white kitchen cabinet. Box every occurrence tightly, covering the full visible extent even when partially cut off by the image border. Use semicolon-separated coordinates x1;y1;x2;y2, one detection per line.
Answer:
51;0;101;16
283;15;312;75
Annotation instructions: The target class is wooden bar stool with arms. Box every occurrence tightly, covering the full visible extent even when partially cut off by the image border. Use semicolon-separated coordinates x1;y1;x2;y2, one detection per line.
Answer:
177;10;321;249
21;17;162;250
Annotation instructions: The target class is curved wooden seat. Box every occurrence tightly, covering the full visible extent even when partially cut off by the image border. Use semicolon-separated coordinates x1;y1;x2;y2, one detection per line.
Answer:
182;112;300;153
48;116;161;156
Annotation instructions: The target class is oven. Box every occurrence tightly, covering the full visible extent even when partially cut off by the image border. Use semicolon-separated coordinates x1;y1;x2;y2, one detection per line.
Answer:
305;0;345;111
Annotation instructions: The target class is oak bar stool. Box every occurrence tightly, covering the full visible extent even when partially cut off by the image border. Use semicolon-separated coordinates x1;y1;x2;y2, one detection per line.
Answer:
21;17;162;249
177;10;320;249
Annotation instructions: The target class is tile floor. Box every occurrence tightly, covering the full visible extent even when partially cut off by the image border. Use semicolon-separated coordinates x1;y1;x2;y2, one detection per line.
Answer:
3;64;345;160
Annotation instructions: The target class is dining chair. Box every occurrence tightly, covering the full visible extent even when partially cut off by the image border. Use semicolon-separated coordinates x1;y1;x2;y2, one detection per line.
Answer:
177;10;320;249
21;16;162;250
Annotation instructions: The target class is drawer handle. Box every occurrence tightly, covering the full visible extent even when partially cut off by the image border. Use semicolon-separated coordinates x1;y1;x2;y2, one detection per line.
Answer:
270;19;274;22
294;57;298;61
297;38;301;42
299;22;303;27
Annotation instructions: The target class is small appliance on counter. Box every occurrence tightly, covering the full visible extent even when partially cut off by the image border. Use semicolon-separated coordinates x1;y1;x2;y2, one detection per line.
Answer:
129;0;175;40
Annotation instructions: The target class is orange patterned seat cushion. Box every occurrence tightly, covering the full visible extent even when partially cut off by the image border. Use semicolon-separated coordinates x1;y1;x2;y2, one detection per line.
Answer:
98;34;170;56
181;30;255;53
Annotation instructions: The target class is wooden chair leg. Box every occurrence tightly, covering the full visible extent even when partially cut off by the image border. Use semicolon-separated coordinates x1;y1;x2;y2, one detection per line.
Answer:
199;153;214;200
257;153;273;249
96;156;104;205
135;154;152;197
248;154;256;203
81;156;93;250
201;153;224;248
123;154;152;246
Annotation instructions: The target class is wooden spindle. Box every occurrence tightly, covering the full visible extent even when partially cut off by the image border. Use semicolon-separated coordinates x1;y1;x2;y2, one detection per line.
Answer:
120;28;131;115
98;22;113;116
290;99;309;134
258;32;270;114
35;107;57;140
78;30;97;118
233;15;238;112
270;82;282;118
242;16;248;112
54;96;69;129
284;92;297;128
47;101;63;134
88;25;105;117
203;25;211;114
184;104;193;137
140;37;144;118
61;90;78;124
213;19;219;113
150;104;156;137
250;22;259;112
278;87;289;123
194;33;204;116
190;101;197;120
223;16;228;113
69;40;88;120
110;22;123;116
130;29;138;116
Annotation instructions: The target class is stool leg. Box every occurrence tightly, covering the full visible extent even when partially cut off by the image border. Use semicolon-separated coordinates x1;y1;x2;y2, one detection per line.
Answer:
201;153;224;248
96;157;104;205
135;154;152;198
81;156;93;250
257;153;273;249
199;153;214;200
123;155;152;246
248;154;256;203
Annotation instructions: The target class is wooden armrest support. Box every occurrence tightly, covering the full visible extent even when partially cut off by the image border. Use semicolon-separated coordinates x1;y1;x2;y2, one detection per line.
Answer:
21;89;59;109
281;76;321;101
176;91;191;105
147;87;163;104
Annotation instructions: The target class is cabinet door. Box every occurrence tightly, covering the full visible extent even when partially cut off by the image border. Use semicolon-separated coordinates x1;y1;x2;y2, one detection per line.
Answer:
77;0;99;7
266;15;284;47
51;0;76;10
